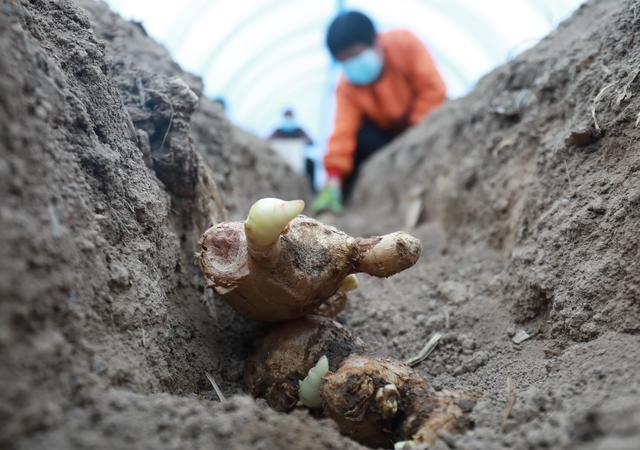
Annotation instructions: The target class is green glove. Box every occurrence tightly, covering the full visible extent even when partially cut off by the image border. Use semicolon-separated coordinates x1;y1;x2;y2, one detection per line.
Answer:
312;185;343;213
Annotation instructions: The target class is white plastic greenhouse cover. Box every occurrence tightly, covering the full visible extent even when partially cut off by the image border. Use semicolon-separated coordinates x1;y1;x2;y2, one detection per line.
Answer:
105;0;585;152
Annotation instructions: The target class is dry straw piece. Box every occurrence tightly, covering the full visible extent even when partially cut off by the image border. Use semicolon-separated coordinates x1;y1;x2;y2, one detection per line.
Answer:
405;332;443;367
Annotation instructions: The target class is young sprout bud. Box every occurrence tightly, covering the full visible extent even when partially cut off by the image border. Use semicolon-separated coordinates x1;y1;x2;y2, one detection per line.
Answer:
244;198;305;252
375;383;400;419
298;355;329;409
339;274;359;292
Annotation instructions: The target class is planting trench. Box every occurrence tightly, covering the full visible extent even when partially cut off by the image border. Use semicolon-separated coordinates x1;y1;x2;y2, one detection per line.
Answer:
1;0;639;449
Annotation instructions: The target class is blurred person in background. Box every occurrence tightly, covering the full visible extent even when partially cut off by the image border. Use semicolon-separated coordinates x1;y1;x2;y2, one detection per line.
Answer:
213;96;226;114
267;109;316;191
312;10;446;213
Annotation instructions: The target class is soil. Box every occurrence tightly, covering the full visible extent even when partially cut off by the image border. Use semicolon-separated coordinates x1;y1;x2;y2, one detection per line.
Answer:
0;0;638;450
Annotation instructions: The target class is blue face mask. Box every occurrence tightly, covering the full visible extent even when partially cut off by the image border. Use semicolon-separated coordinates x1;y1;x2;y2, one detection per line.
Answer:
280;118;298;132
341;48;383;85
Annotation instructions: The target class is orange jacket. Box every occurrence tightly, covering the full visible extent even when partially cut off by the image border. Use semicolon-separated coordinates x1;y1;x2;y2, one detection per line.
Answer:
324;29;446;178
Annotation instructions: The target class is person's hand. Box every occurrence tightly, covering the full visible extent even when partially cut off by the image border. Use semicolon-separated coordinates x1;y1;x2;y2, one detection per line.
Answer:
312;177;343;213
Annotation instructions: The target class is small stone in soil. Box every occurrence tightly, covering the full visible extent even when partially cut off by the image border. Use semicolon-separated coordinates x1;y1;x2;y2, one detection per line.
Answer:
512;329;531;344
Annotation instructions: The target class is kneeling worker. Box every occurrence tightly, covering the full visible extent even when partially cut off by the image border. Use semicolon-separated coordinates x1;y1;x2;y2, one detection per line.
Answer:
313;11;446;213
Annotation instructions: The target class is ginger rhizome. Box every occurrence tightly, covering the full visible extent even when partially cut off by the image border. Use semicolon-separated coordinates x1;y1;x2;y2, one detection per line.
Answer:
243;315;364;412
198;198;472;448
245;320;477;448
322;355;477;448
197;198;421;321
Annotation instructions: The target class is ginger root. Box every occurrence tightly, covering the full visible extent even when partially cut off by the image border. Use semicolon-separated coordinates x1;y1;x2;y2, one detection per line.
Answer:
243;315;365;412
245;326;477;448
321;355;478;448
321;355;420;448
197;198;421;321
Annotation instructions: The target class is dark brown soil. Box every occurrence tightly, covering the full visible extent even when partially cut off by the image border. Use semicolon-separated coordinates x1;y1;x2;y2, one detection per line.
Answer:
1;0;639;449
